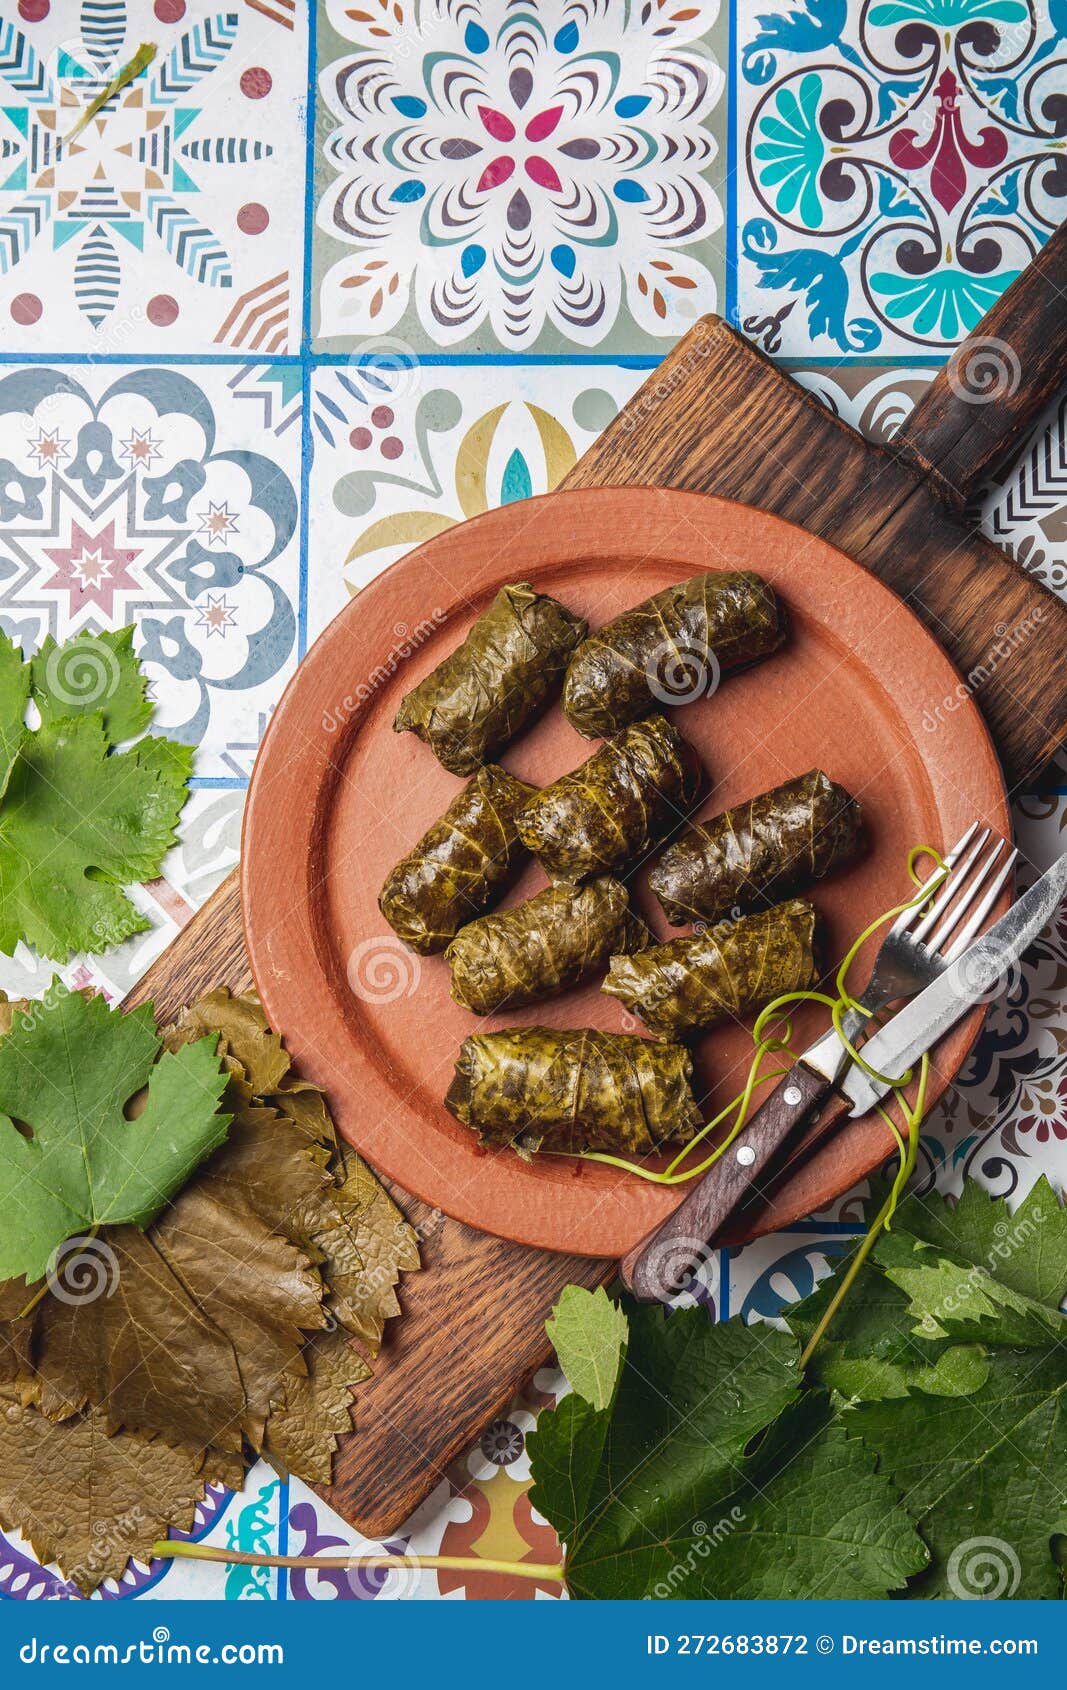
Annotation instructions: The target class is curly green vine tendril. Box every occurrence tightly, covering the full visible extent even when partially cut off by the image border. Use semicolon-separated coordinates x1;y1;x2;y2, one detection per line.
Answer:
561;846;947;1353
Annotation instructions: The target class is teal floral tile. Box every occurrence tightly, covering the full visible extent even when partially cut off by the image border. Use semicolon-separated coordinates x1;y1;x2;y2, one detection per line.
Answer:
312;0;728;352
736;0;1067;357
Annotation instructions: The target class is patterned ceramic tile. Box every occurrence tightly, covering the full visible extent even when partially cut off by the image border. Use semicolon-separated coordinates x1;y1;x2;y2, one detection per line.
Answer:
725;1228;859;1326
0;360;302;779
735;0;1067;357
1;0;1067;1609
982;387;1067;599
313;0;728;352
0;0;306;353
306;357;645;631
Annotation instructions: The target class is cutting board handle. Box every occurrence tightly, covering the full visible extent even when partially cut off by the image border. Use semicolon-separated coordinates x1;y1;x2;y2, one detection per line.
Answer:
894;219;1067;509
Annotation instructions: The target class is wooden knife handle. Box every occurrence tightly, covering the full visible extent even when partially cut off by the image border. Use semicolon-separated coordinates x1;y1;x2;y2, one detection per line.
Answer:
894;219;1067;508
619;1063;850;1303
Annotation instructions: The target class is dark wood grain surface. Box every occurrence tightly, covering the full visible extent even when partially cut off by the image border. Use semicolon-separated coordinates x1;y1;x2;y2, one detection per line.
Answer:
120;226;1067;1537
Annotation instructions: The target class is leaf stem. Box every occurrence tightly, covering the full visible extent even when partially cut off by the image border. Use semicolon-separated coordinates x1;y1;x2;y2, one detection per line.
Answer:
18;1225;99;1319
798;1189;896;1371
63;43;157;146
152;1541;565;1583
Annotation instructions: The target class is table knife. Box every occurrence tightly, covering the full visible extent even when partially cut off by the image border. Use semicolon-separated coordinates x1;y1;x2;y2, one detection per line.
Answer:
620;847;1067;1303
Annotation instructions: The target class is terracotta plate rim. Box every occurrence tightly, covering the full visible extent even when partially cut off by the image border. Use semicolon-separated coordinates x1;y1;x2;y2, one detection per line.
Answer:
241;487;1009;1257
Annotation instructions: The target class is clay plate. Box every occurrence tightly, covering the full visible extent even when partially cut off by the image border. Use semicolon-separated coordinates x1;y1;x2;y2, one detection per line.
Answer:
242;488;1009;1257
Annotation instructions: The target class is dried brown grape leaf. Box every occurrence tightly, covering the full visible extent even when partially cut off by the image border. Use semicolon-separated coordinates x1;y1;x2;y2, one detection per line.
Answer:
151;1184;327;1450
164;986;290;1096
0;986;419;1590
0;1275;31;1387
264;1328;371;1484
182;1104;332;1239
0;1391;211;1595
176;990;421;1355
308;1145;420;1357
0;991;30;1037
30;1226;245;1454
271;1082;336;1148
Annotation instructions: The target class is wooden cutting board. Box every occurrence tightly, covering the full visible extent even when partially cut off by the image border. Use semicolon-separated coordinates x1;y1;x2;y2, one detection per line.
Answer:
124;224;1067;1539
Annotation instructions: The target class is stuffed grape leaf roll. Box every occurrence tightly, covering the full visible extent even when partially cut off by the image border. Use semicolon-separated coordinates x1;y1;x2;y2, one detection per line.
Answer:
393;582;586;775
602;899;818;1039
446;877;649;1014
378;764;536;955
516;715;700;883
650;769;862;927
562;571;783;739
444;1027;701;1156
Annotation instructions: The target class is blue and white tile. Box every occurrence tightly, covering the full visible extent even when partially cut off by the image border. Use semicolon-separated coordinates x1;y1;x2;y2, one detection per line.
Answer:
0;359;302;779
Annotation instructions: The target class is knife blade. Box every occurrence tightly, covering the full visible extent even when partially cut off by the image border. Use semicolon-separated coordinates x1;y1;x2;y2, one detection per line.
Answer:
839;846;1067;1116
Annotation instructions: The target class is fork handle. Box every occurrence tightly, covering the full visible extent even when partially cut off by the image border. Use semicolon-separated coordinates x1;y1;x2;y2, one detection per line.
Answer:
619;1062;851;1303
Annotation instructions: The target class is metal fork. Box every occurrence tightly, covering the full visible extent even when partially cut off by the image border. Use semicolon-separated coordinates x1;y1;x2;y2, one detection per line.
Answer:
620;823;1019;1297
807;821;1018;1081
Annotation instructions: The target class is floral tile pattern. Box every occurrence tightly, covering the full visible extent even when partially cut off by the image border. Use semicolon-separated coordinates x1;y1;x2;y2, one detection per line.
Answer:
0;0;306;352
313;0;728;351
0;0;1065;1608
736;0;1066;356
306;359;645;631
0;359;302;778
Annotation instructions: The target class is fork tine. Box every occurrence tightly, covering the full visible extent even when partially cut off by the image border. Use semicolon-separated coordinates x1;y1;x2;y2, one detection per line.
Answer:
941;847;1019;962
907;826;989;942
886;822;977;939
925;837;1005;952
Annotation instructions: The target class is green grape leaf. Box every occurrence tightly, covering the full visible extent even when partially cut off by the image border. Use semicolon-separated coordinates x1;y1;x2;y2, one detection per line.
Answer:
528;1302;925;1599
787;1238;991;1401
0;635;30;800
0;713;192;960
851;1347;1067;1599
875;1229;1065;1349
546;1284;628;1410
0;986;231;1284
0;627;191;961
31;627;152;743
888;1175;1067;1307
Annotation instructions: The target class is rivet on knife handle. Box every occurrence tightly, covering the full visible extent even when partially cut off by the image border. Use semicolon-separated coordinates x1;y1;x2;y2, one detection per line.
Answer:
619;1061;839;1304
